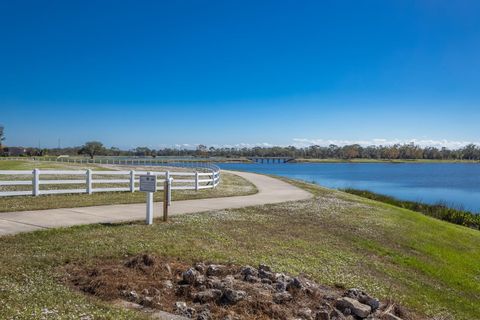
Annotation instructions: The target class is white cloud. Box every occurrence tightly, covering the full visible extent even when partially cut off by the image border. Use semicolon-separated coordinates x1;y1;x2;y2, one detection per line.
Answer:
292;138;480;149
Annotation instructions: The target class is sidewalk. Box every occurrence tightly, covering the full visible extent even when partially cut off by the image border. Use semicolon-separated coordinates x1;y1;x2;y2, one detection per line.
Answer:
0;171;312;236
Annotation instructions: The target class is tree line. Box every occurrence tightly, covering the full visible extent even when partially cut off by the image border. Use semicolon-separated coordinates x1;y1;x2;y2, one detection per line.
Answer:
2;139;480;161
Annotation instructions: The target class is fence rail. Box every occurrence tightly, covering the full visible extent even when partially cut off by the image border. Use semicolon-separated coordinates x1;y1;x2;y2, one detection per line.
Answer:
0;169;220;197
0;156;220;171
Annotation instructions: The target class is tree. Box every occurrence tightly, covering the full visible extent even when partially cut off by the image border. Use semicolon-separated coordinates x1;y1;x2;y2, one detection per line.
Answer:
79;141;105;159
0;125;4;152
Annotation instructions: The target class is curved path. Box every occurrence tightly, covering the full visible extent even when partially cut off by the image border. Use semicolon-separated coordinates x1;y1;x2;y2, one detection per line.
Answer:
0;171;312;236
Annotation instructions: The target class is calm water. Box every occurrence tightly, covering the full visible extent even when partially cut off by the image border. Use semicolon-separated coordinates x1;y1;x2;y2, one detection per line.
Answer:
217;163;480;213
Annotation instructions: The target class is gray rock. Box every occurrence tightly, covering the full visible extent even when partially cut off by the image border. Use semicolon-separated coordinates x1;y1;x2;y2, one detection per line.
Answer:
128;290;139;301
275;280;287;292
197;309;212;320
194;289;223;303
315;310;330;320
259;263;272;272
345;288;380;310
223;288;247;304
206;264;224;276
175;301;187;310
383;313;403;320
298;307;313;320
241;265;258;278
273;291;293;304
245;275;260;283
183;268;199;285
162;280;173;290
258;268;275;281
335;297;371;318
194;262;206;274
287;277;304;290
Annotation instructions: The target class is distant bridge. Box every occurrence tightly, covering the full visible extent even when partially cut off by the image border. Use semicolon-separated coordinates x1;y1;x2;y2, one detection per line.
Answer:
247;157;295;164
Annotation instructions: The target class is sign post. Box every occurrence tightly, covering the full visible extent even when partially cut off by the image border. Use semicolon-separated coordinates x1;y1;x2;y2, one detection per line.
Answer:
163;177;173;222
139;173;157;225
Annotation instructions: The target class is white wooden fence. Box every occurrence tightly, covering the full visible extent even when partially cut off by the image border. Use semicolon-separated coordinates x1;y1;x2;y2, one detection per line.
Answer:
0;169;220;197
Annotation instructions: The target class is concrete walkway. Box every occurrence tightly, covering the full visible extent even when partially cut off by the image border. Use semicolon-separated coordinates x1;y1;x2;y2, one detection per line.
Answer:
0;171;312;236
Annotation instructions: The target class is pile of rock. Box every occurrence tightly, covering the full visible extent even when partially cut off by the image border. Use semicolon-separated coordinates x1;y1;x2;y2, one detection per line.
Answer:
166;263;405;320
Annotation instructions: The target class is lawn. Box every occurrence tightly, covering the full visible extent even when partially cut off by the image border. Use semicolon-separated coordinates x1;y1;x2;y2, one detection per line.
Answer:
0;160;257;212
0;176;479;319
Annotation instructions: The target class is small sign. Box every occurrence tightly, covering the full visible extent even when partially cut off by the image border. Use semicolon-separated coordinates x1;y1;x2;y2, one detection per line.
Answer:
139;175;157;192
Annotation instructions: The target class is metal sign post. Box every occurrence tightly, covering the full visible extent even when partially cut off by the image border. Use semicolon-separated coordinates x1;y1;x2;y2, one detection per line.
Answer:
139;173;157;225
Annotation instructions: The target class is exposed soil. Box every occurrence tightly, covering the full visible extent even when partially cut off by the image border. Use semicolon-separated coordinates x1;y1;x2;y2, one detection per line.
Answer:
61;254;416;320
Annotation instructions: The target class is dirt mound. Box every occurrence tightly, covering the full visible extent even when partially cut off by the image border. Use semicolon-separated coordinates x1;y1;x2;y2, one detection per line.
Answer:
63;254;414;320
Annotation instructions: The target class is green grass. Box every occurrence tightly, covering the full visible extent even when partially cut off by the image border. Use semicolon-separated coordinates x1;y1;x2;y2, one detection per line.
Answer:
0;177;479;319
0;159;105;170
0;160;257;212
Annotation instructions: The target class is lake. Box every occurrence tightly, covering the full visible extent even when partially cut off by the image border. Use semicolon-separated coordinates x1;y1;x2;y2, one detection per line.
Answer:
217;162;480;213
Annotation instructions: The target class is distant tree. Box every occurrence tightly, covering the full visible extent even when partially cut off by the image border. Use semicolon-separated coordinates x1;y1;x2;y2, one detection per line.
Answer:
0;125;5;152
196;144;207;157
79;141;105;159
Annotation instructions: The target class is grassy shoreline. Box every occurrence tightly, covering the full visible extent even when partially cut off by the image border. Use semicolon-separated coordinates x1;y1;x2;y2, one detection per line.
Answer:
343;188;480;230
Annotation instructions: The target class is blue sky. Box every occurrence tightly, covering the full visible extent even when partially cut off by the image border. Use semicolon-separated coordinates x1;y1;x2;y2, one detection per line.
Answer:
1;0;479;149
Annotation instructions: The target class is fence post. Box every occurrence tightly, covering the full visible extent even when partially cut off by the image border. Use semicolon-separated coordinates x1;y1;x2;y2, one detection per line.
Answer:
86;169;92;194
195;171;199;191
211;170;216;188
130;170;135;192
33;169;40;196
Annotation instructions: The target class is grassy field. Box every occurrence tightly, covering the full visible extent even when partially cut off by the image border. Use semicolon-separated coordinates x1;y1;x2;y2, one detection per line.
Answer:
0;176;479;319
0;160;257;212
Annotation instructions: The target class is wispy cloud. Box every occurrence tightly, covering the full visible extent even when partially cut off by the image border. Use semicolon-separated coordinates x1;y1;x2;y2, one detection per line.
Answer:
292;138;480;149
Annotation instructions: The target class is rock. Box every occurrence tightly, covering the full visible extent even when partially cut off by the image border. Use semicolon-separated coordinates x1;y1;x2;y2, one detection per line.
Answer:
329;308;346;320
261;278;273;285
163;280;174;290
195;262;206;274
206;277;223;290
206;264;224;276
287;277;304;290
175;301;187;310
175;301;196;318
344;288;380;310
223;275;235;288
241;265;258;278
383;313;403;320
197;309;212;320
298;307;313;319
223;288;247;304
335;297;371;318
141;288;149;295
275;280;287;292
259;264;272;272
258;268;274;281
127;290;139;301
245;275;261;283
273;291;293;304
183;268;199;285
315;310;330;320
194;289;223;303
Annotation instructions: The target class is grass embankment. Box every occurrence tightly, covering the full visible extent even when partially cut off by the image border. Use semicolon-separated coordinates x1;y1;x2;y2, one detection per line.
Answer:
0;160;257;212
0;176;479;319
343;189;480;230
